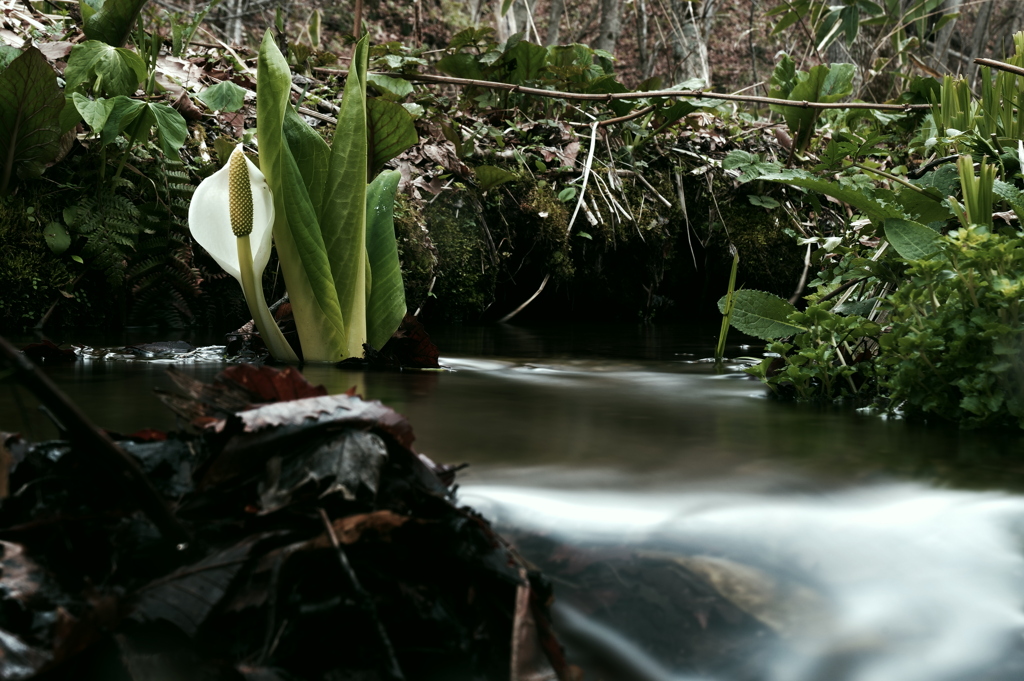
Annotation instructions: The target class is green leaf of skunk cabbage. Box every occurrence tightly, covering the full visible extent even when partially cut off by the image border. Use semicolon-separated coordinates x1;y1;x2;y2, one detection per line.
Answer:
257;30;346;361
365;169;406;350
320;34;370;360
83;0;149;47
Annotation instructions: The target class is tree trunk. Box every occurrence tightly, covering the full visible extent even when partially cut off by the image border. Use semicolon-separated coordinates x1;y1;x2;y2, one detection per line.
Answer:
513;0;538;42
495;0;518;43
931;0;965;73
546;0;564;46
670;0;716;85
967;0;994;84
635;0;649;75
594;0;621;54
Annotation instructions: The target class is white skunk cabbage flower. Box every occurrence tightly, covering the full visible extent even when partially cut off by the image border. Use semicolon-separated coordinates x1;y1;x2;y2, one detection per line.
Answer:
189;145;299;361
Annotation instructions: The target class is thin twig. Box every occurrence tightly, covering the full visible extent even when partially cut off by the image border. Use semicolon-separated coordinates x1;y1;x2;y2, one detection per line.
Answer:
497;273;550;324
314;69;931;112
974;57;1024;78
789;242;812;305
566;121;600;235
616;170;672;207
317;508;404;681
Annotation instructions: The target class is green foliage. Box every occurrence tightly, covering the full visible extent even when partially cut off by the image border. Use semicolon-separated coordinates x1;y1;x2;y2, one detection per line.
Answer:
126;160;202;327
475;165;516;192
717;290;804;341
65;41;146;97
366;97;418;175
64;178;142;285
169;0;221;57
880;227;1024;427
0;47;65;195
883;218;940;260
365;170;406;350
198;81;246;113
768;55;855;156
748;305;882;401
724;36;1024;429
42;221;71;254
768;0;882;50
0;196;76;328
72;93;187;163
82;0;149;47
256;32;410;360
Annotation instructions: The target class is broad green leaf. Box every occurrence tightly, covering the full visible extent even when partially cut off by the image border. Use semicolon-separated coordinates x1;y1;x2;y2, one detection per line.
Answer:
366;73;413;101
581;74;633;117
65;41;145;97
893;186;949;224
818;63;855;102
0;47;64;194
435;53;485;80
723;150;759;169
43;221;71;254
321;35;370;359
883;218;941;260
79;0;101;23
59;96;83;134
504;40;547;83
257;29;346;361
770;61;854;154
768;53;797;97
283;105;330;217
367;97;418;175
72;92;115;131
365;169;406;350
198;81;246;112
475;165;515;192
718;290;805;340
759;171;905;223
83;0;148;47
98;95;145;145
501;0;515;16
147;102;187;160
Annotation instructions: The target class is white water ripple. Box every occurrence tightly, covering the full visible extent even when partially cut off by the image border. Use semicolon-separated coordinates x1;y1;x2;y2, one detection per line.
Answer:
461;483;1024;681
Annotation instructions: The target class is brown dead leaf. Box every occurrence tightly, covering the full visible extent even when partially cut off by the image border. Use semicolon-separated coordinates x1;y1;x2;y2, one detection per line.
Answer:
172;90;203;121
324;510;412;545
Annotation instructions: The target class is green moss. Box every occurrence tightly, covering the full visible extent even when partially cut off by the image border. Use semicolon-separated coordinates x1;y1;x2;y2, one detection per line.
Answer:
393;192;437;315
0;195;76;330
418;191;498;321
709;190;803;294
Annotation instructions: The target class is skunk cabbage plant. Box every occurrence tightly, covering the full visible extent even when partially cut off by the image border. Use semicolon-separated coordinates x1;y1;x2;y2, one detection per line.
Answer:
255;31;410;361
189;145;300;362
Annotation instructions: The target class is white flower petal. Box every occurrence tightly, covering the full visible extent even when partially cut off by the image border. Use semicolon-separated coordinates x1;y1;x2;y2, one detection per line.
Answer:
188;145;276;281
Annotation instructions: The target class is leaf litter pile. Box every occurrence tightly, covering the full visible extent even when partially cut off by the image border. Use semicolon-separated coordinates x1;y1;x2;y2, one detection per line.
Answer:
0;360;574;681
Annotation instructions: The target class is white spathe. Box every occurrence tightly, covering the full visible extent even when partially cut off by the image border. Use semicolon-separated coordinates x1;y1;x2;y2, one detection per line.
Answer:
188;145;275;281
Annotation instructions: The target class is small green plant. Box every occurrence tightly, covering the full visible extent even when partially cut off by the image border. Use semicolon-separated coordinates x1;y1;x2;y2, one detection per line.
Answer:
880;225;1024;427
63;178;143;285
767;54;855;158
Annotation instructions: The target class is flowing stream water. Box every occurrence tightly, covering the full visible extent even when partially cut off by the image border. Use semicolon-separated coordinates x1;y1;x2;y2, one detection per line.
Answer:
5;323;1024;680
